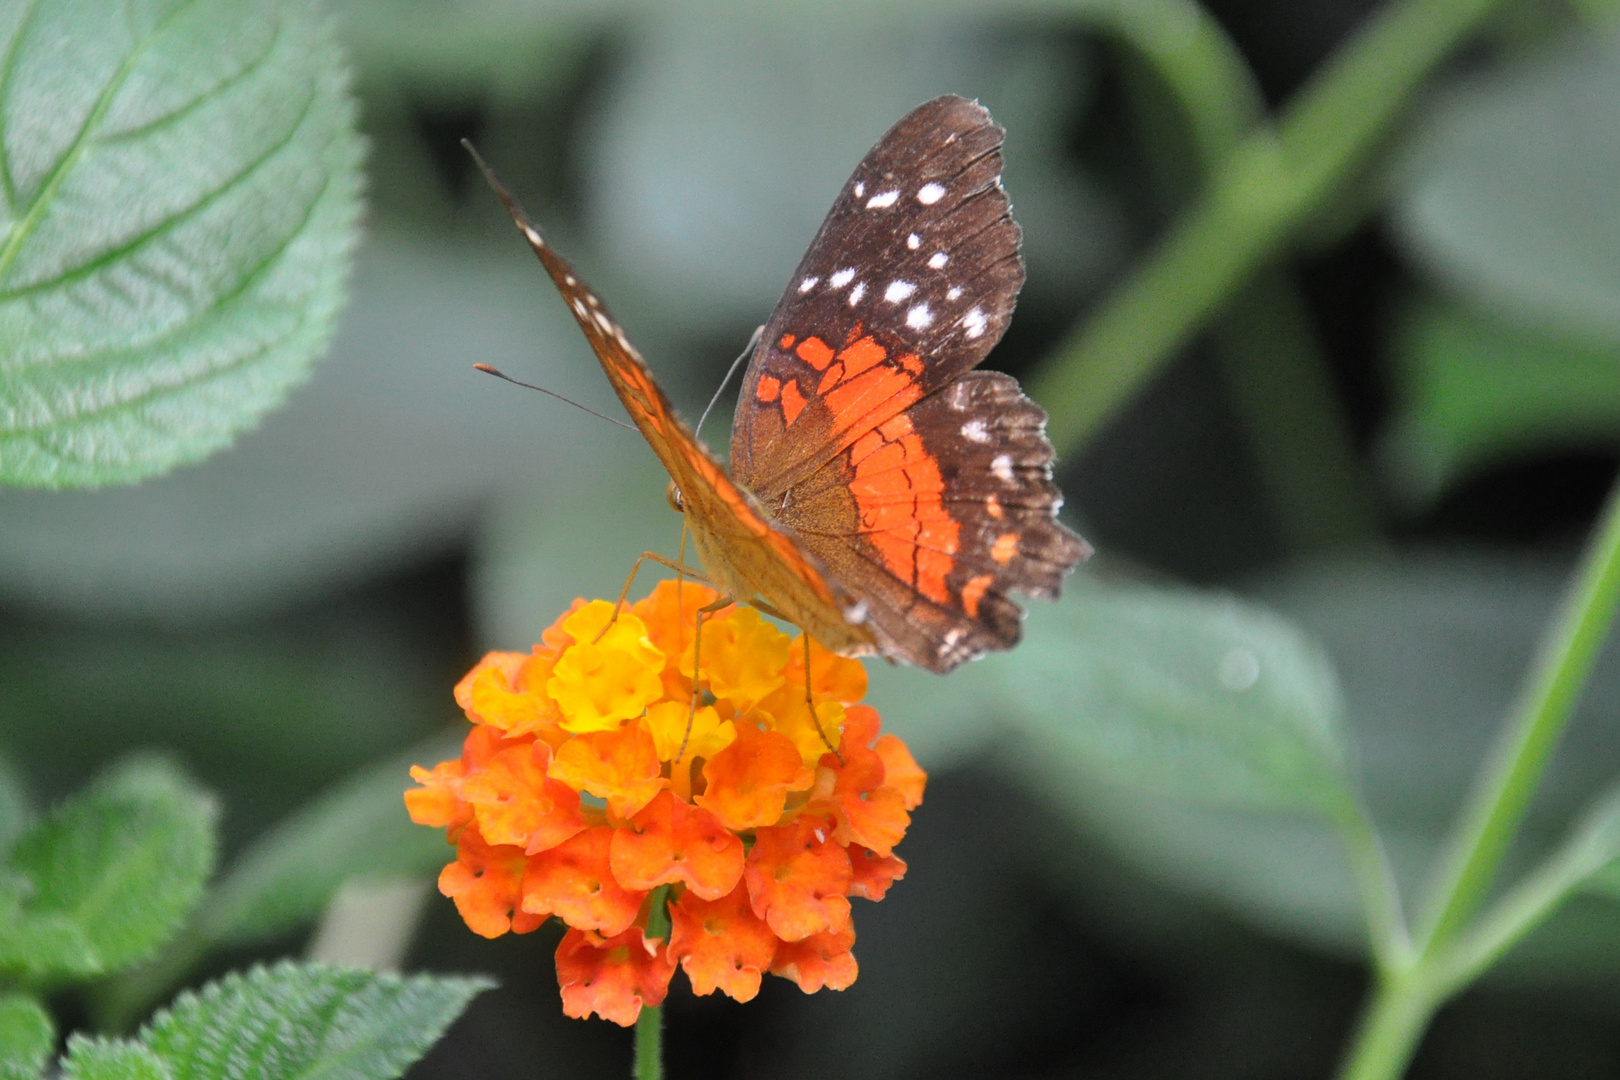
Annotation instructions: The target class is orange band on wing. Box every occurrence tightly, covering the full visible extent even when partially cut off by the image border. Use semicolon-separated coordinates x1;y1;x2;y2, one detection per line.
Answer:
847;411;960;604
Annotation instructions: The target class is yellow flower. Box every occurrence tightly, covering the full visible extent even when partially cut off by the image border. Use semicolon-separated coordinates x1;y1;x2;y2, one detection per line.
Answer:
547;601;665;733
688;606;790;711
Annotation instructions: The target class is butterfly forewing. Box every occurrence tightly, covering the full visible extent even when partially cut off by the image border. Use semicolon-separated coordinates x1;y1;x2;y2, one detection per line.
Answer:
730;96;1023;495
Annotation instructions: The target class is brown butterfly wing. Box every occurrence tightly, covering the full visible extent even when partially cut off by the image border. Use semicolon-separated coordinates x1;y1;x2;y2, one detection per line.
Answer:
730;96;1089;672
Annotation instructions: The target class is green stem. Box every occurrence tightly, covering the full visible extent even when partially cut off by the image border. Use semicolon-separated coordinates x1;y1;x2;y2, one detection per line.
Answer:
634;1003;662;1080
1418;478;1620;954
1336;474;1620;1080
635;885;671;1080
1032;0;1511;457
1335;971;1439;1080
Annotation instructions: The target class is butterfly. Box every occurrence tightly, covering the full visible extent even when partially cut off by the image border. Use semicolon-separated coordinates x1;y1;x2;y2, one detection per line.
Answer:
470;95;1089;673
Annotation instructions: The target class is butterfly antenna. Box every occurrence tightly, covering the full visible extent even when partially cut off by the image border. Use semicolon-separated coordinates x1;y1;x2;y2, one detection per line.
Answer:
695;325;763;440
472;364;637;431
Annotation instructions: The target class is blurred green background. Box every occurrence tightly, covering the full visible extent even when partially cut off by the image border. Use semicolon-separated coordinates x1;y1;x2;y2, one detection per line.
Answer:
9;0;1620;1075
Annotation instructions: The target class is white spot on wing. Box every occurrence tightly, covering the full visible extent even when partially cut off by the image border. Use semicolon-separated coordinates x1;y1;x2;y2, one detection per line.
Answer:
906;233;920;250
962;307;988;338
829;267;856;288
844;600;869;625
522;224;546;248
928;252;948;270
593;310;613;333
571;298;588;317
563;274;575;286
905;303;932;329
799;276;819;293
848;281;866;305
991;454;1015;482
917;182;946;204
962;419;990;443
853;181;865;197
866;189;900;209
947;286;963;301
884;280;916;303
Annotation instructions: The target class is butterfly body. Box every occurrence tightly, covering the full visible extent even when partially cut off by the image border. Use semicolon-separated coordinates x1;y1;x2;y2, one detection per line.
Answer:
473;95;1088;673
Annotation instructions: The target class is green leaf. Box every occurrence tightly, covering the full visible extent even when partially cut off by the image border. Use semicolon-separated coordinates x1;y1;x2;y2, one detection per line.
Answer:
1379;297;1620;504
0;0;363;488
92;735;461;1027
60;1038;170;1080
0;993;53;1080
994;579;1354;814
1392;35;1620;342
141;962;488;1080
1;757;216;981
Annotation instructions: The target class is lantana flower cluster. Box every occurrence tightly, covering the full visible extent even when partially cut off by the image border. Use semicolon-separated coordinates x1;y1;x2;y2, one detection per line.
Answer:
406;580;926;1025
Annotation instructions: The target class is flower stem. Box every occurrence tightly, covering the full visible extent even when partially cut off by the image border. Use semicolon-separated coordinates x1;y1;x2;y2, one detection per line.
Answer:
1417;477;1620;955
634;1004;662;1080
1335;971;1438;1080
635;885;672;1080
1335;473;1620;1080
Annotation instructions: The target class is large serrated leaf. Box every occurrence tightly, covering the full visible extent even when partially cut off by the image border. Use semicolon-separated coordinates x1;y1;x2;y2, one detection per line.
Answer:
0;0;363;488
994;580;1354;814
0;993;54;1080
2;757;215;981
60;1038;170;1080
140;962;488;1080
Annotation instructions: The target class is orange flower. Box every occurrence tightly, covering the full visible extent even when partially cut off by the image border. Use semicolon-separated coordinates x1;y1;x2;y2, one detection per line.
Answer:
848;845;907;901
455;650;565;741
771;925;858;993
521;826;646;937
436;825;543;939
743;813;853;941
668;883;778;1002
557;926;677;1026
459;740;586;853
404;758;466;831
812;741;910;859
696;723;814;831
408;584;926;1026
548;719;665;820
610;790;744;899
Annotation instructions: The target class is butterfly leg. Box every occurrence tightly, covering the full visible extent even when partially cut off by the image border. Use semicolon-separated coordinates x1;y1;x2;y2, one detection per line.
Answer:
677;595;736;763
594;551;713;643
799;631;843;762
732;599;844;763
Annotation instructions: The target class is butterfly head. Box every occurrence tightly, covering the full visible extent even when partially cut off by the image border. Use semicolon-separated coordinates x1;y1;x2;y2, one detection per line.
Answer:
665;480;685;514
